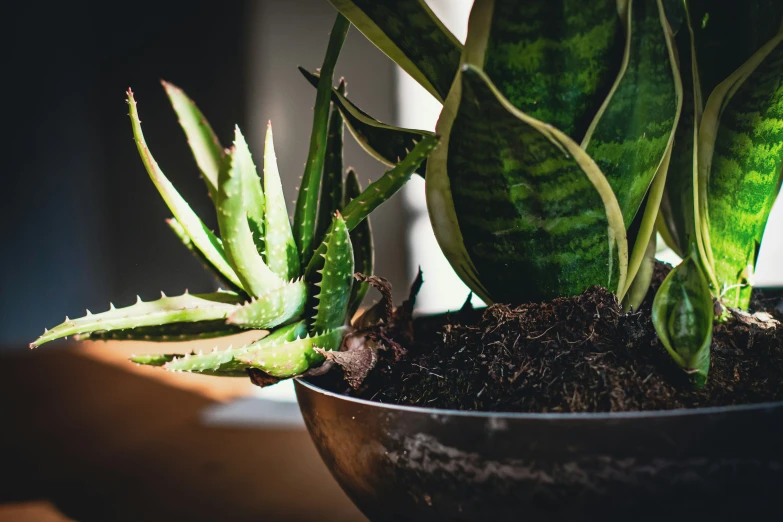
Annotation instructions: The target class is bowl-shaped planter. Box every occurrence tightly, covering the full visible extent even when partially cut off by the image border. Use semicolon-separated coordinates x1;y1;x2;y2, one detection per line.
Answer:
295;378;783;522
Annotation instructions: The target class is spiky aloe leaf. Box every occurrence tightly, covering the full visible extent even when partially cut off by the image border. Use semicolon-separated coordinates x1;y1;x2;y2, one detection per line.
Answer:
262;122;300;281
314;83;346;250
161;80;224;199
227;279;307;329
154;321;310;376
299;68;433;172
699;34;783;309
309;214;354;333
652;245;713;387
217;128;284;297
305;135;437;276
293;14;350;264
165;218;240;292
326;0;461;103
236;326;346;377
583;0;681;230
427;64;628;304
126;89;244;290
470;0;624;142
77;320;244;342
344;169;373;317
30;291;244;348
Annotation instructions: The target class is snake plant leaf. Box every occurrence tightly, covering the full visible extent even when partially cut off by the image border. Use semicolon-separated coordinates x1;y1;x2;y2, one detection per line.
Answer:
309;214;354;334
262;123;300;281
469;0;624;143
315;83;346;250
652;245;713;387
160;321;309;376
428;64;628;305
78;320;244;342
217;128;284;297
326;0;462;103
623;233;657;312
30;291;244;348
126;90;244;291
236;325;346;378
293;14;350;264
299;68;433;173
583;0;681;229
344;169;373;318
305;135;436;276
161;80;224;200
699;34;783;309
227;279;308;329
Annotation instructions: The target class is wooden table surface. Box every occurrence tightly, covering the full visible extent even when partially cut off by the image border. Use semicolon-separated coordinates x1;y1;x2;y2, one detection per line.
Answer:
1;344;366;521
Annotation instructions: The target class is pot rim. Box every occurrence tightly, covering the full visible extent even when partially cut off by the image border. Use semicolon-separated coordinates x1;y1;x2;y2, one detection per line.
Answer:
294;378;783;420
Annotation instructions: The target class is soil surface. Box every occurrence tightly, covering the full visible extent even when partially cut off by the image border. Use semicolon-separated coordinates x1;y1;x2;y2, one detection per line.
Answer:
313;263;783;413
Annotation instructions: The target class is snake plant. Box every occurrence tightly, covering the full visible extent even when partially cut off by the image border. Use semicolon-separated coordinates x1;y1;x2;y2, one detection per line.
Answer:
30;15;436;380
323;0;782;386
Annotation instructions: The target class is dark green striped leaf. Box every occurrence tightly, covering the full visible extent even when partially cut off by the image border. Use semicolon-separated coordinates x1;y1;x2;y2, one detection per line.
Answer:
327;0;462;102
315;81;346;250
428;64;628;305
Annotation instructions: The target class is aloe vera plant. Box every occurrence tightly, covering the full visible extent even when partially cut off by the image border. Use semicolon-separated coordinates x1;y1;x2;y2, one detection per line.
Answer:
31;15;436;381
322;0;782;386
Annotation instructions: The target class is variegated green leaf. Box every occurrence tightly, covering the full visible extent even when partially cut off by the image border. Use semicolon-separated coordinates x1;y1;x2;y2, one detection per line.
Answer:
227;279;307;329
217;128;284;297
344;169;373;317
622;233;656;311
427;64;628;304
310;214;354;333
30;291;243;348
700;34;783;309
293;14;350;264
126;89;244;291
78;320;243;342
159;321;310;376
236;326;346;378
304;135;437;276
652;245;713;387
470;0;624;142
299;68;433;172
161;80;224;199
583;0;681;229
315;83;346;250
326;0;462;103
262;122;300;281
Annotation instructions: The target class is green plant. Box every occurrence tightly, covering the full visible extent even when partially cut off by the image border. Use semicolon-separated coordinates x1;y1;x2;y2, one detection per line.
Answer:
31;15;436;380
323;0;782;386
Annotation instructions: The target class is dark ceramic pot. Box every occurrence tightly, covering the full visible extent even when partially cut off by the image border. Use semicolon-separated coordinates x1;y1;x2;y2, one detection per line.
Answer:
295;378;783;522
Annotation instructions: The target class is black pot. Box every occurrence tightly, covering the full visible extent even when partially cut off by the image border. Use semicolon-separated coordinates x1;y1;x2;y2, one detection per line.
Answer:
295;379;783;522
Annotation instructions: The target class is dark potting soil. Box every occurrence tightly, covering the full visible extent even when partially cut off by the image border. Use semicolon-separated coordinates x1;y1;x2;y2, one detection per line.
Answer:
312;263;783;413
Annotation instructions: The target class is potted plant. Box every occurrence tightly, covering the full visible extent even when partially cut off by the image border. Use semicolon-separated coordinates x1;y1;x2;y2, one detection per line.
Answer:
33;1;782;521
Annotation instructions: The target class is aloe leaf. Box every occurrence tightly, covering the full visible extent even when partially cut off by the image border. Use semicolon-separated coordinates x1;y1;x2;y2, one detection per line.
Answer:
236;326;346;378
344;169;373;317
30;291;244;348
126;89;244;290
309;214;354;334
468;0;624;142
652;245;713;387
299;68;433;172
160;321;309;375
427;64;628;304
583;0;682;229
165;218;240;292
305;135;437;276
315;83;346;250
217;128;284;297
699;34;783;309
293;14;350;264
326;0;462;103
78;320;244;342
262;123;300;281
161;80;224;199
227;279;307;329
